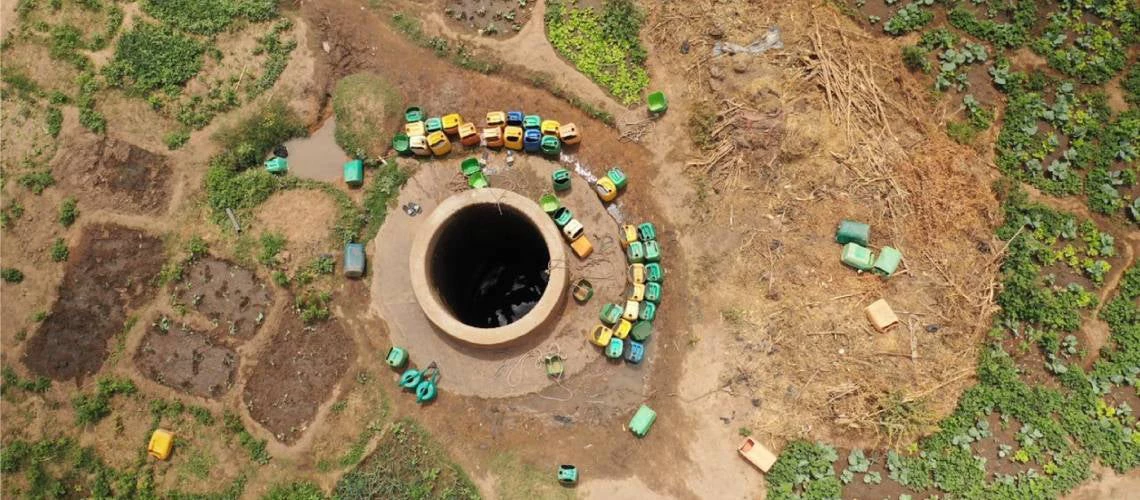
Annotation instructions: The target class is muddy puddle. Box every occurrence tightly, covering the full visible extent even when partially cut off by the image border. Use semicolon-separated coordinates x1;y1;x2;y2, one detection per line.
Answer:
135;317;238;399
280;117;348;181
173;258;273;342
23;224;166;380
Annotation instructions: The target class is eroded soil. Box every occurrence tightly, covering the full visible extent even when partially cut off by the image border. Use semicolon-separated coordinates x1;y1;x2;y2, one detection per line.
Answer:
22;224;165;380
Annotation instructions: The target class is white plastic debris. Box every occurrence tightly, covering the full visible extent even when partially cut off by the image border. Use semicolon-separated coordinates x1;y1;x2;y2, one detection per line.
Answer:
712;26;783;57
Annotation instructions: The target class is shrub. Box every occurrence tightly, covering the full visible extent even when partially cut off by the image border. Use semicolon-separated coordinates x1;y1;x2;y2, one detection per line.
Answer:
45;107;62;137
50;238;68;262
18;171;55;194
1;268;24;283
72;377;137;425
163;129;190;150
58;197;78;227
901;45;931;73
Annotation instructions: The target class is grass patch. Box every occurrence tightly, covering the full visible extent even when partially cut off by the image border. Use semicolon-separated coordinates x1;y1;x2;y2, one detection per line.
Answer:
361;163;409;242
263;481;326;499
334;418;479;499
491;453;574;500
223;410;271;465
332;73;403;160
545;0;649;105
1;366;51;396
18;171;55;195
49;237;69;262
1;268;25;283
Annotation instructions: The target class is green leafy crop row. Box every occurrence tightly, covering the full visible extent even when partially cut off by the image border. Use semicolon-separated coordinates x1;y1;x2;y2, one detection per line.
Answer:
545;0;649;105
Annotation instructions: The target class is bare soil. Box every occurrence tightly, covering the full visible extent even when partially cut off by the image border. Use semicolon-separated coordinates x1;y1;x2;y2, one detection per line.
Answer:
50;134;172;216
441;0;535;38
22;224;165;381
134;317;238;399
242;298;355;444
172;257;274;342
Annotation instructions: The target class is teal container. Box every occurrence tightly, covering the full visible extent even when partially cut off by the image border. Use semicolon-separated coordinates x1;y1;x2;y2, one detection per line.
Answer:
523;114;541;129
627;241;645;264
425;117;443;133
600;303;623;325
606;337;624;359
841;243;875;271
344;243;364;278
645;282;662;303
644;240;661;263
541;135;561;156
557;465;578;485
629;404;657;437
343;159;364;187
606;168;628;190
552;207;573;227
836;220;870;246
639;302;657;322
637;222;656;241
552;169;572;191
385;347;408;368
873;246;902;277
645;263;663;283
264;157;288;174
404;106;424;123
630;321;653;342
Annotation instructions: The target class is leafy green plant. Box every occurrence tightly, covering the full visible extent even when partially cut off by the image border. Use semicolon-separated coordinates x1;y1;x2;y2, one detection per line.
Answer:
140;0;277;35
50;238;68;262
223;410;271;465
766;441;841;500
1;268;24;283
104;21;205;94
883;0;934;36
248;19;297;98
901;45;931;73
545;0;649;105
57;197;78;227
258;232;286;267
45;106;62;137
164;129;190;150
72;377;137;425
18;171;55;194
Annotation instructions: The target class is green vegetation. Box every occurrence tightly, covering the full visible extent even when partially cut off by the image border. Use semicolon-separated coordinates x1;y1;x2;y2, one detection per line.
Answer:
72;377;137;425
57;196;77;227
1;366;51;395
490;453;574;500
1;268;24;283
49;237;68;262
140;0;277;35
248;19;297;98
263;481;326;500
947;95;993;144
901;45;931;73
223;410;271;465
334;418;479;499
104;21;205;94
390;13;501;75
545;0;649;105
164;129;190;150
332;73;403;160
1;200;25;228
17;170;54;194
361;163;410;242
257;232;286;267
76;70;106;133
883;0;934;36
44;106;62;137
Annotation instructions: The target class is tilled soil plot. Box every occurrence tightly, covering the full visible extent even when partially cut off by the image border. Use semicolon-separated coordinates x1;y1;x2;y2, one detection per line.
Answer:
135;317;238;398
23;224;165;380
50;134;171;215
243;303;354;444
173;258;273;342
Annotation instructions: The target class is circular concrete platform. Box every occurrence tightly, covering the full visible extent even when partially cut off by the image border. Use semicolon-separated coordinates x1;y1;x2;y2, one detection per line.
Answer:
371;154;629;397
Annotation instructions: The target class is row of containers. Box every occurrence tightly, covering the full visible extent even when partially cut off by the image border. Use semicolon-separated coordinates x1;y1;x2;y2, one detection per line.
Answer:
583;223;663;365
392;107;582;158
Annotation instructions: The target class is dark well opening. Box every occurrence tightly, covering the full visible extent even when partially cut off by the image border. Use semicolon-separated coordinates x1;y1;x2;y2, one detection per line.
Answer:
430;203;551;328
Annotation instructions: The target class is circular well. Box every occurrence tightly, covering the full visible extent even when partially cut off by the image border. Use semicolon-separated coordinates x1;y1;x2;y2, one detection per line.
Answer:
410;189;567;347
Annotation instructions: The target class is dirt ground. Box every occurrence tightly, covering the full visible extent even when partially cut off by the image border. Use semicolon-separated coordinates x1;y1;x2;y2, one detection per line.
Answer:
241;296;355;444
2;0;1137;498
21;224;166;382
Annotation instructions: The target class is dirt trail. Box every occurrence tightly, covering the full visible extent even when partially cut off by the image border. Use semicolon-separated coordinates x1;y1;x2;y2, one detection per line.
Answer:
420;1;629;120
